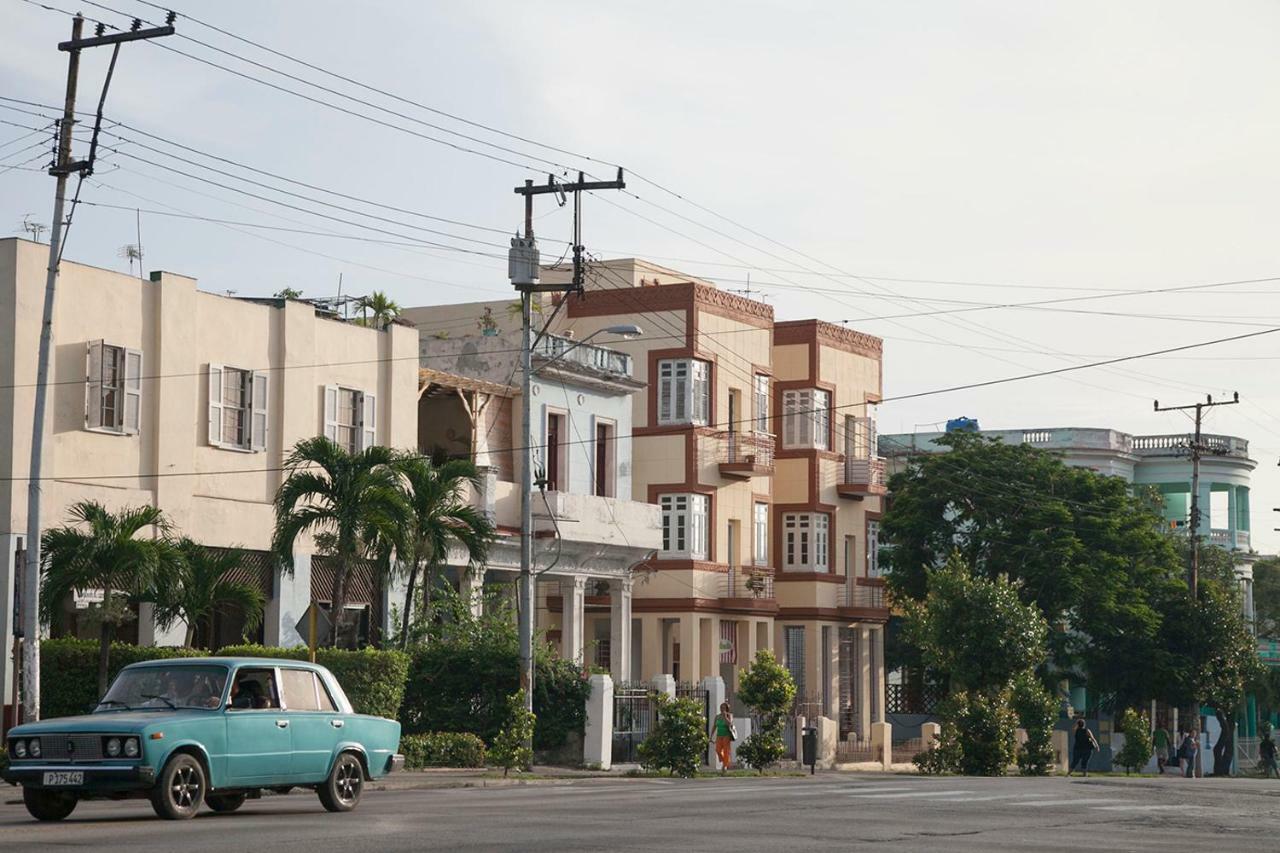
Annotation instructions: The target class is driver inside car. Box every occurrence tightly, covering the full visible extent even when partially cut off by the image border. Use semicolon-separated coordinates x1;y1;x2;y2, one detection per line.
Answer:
230;678;270;709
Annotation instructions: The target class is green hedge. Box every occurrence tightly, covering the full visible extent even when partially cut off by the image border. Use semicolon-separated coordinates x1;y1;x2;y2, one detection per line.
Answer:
401;644;589;750
216;644;410;720
40;639;209;719
401;732;487;768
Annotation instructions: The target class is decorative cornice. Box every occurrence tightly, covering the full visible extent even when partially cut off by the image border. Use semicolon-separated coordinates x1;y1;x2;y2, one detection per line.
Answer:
566;281;774;329
774;319;883;359
690;282;774;327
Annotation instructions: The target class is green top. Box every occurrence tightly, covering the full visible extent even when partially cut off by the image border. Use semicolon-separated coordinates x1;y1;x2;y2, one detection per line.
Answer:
1153;729;1169;748
714;716;733;737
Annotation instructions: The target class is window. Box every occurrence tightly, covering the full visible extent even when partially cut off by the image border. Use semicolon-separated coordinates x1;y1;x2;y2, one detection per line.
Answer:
782;389;830;450
657;358;710;425
783;512;830;571
785;626;806;697
867;520;881;578
543;411;567;492
660;493;709;559
85;340;141;434
594;420;616;497
324;385;376;453
209;364;268;451
754;374;769;433
280;668;335;712
228;667;280;710
753;502;769;566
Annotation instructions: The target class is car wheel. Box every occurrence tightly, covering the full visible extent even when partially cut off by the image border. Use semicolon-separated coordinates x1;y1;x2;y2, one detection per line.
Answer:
317;752;364;813
150;753;207;820
23;787;77;821
206;792;246;813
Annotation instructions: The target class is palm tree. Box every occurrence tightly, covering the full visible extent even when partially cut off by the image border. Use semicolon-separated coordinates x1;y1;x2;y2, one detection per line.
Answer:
41;501;183;696
358;291;401;330
153;539;266;648
395;455;495;647
272;437;409;647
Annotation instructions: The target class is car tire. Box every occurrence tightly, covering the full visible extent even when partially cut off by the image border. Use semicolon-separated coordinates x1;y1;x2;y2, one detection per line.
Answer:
317;752;364;813
150;753;207;820
23;787;77;822
205;792;246;813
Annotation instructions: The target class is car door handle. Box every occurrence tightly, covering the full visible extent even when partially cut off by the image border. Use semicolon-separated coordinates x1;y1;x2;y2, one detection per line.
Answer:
330;720;344;728
276;720;289;728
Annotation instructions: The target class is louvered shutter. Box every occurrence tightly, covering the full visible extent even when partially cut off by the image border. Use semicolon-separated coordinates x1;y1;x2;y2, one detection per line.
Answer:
360;392;376;451
250;371;269;451
782;390;798;448
323;385;339;442
122;348;142;435
85;340;103;429
207;364;224;446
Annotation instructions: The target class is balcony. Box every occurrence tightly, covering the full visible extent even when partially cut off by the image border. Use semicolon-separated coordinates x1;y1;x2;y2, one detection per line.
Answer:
533;334;632;376
1209;528;1251;551
721;567;777;612
838;457;887;499
1133;433;1250;460
838;582;888;615
718;431;775;479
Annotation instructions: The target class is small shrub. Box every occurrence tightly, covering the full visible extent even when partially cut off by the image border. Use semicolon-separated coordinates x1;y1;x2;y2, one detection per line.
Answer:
737;649;796;775
1010;671;1057;776
913;742;958;775
490;690;536;777
737;727;787;775
639;693;708;778
1114;708;1153;775
216;644;409;719
41;639;209;719
401;732;487;769
938;689;1017;776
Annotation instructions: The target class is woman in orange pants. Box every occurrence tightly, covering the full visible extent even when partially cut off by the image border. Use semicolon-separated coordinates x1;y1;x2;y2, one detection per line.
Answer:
713;702;737;772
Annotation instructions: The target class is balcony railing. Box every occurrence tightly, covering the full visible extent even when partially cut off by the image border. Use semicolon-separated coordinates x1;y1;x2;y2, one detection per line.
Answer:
533;334;632;377
723;567;775;600
717;431;775;478
1133;433;1249;459
838;457;887;498
1208;528;1252;550
838;583;886;610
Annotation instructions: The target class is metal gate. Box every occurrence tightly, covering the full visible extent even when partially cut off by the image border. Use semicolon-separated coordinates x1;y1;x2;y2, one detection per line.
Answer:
612;685;653;764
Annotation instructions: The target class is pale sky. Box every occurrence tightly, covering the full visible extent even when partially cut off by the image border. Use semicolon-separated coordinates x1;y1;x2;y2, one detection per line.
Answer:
3;1;1279;549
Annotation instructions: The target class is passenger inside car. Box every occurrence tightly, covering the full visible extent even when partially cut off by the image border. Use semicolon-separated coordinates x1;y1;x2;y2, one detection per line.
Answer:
228;669;279;710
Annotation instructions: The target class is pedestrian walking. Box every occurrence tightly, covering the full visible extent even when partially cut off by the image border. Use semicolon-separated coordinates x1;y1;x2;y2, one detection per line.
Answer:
1153;725;1171;774
1179;729;1199;778
1067;719;1099;777
1259;730;1278;779
713;702;737;773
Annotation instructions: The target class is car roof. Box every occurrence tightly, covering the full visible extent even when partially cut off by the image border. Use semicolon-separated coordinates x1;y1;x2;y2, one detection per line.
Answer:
123;657;327;671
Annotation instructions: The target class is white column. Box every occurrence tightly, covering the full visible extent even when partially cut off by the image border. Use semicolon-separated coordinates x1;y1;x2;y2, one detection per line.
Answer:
561;576;586;663
265;553;311;648
609;576;633;683
651;673;676;699
702;675;726;768
380;561;409;642
871;625;886;726
460;568;486;619
136;602;186;647
856;625;871;740
583;673;614;770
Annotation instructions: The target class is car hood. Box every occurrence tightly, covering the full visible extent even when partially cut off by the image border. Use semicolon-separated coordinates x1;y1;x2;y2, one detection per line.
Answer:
8;709;216;736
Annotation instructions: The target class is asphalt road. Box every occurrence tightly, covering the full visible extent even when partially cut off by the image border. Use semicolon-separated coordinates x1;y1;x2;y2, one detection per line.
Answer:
2;773;1277;852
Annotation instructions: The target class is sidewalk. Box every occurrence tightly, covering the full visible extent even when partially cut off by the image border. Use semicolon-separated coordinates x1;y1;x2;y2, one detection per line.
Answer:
368;765;627;792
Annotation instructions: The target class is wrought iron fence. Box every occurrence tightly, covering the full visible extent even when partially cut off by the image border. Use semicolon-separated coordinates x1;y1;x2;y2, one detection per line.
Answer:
886;683;945;715
892;737;924;764
843;457;886;487
724;567;775;599
835;735;876;763
718;430;776;468
612;685;653;764
837;584;885;609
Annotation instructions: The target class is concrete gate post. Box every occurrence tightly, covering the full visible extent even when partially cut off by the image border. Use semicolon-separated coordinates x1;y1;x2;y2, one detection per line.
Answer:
920;722;942;750
871;720;893;770
1052;729;1070;773
584;673;614;770
651;674;676;700
702;675;725;767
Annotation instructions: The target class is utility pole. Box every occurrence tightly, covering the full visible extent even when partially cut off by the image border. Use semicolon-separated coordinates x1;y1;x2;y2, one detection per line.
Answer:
21;13;173;723
1153;391;1240;778
510;169;625;726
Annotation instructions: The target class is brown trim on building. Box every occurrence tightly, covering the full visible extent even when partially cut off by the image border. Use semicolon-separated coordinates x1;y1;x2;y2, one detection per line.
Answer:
566;280;773;330
773;572;844;584
632;597;778;616
774;318;883;360
777;606;889;624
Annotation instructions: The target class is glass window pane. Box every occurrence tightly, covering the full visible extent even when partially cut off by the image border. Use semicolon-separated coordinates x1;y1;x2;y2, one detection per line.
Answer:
281;668;321;711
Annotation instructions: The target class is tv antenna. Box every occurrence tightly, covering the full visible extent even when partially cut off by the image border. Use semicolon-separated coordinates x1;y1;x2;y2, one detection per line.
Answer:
21;215;48;243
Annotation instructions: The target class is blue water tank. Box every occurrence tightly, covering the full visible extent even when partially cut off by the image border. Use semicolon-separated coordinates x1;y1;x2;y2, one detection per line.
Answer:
945;417;979;433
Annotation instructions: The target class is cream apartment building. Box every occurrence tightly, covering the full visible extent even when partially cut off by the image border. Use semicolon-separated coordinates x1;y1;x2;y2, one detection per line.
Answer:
0;237;418;722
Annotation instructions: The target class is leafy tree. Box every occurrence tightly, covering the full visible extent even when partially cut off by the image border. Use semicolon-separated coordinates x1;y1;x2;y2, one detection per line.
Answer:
272;437;409;646
273;286;303;299
935;689;1018;776
639;694;709;777
40;502;184;695
152;539;265;648
490;690;536;777
357;290;401;329
1114;708;1153;774
1010;670;1057;776
393;454;494;648
737;649;796;774
1253;556;1280;639
882;432;1184;707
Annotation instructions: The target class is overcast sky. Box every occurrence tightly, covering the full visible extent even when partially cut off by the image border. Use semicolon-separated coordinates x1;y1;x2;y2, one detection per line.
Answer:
3;0;1279;550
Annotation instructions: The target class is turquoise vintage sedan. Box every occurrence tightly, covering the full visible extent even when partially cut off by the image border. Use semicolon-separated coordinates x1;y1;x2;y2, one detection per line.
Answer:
3;657;403;821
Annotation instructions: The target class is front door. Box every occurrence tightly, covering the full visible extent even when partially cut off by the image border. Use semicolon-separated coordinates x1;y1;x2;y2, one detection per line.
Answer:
224;667;292;786
280;667;343;783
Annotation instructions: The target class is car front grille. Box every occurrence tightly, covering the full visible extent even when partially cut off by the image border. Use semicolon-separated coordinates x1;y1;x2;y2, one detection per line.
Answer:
52;734;105;762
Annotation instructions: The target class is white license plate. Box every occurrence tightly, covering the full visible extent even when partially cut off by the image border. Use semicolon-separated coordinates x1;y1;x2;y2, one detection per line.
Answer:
42;771;83;786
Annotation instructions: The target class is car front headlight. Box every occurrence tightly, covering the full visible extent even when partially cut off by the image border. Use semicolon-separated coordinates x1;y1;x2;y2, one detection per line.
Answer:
123;738;139;758
27;738;40;758
105;737;121;757
12;740;26;758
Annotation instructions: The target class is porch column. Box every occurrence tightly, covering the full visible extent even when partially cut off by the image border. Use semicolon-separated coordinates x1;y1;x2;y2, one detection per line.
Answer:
856;625;872;740
609;576;633;683
265;553;311;648
137;602;186;647
460;568;485;618
561;576;586;664
380;562;409;642
677;614;700;685
871;625;886;725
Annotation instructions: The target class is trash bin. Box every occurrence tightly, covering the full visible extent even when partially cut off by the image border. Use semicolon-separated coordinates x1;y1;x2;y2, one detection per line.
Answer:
801;726;818;774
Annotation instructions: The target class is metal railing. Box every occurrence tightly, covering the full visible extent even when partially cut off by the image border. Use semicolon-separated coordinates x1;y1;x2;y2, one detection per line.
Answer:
718;430;775;468
843;457;886;488
534;334;632;376
837;583;885;609
723;567;775;599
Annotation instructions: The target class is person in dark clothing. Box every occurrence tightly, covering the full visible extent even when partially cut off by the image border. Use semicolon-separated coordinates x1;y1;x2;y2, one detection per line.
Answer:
1259;732;1278;779
1179;729;1200;778
1067;719;1099;777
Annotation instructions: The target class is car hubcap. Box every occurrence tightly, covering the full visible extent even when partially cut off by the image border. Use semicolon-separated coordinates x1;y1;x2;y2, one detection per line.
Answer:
171;766;199;809
336;762;360;803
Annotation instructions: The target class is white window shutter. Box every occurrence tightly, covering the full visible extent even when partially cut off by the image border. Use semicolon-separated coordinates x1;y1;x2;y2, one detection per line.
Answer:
658;363;673;424
250;371;269;452
360;392;376;451
782;391;797;448
673;362;687;423
692;361;709;425
122;348;142;435
85;340;103;429
323;385;339;442
207;364;224;446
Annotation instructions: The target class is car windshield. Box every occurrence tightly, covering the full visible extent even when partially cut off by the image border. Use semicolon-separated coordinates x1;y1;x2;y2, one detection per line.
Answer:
98;665;229;711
